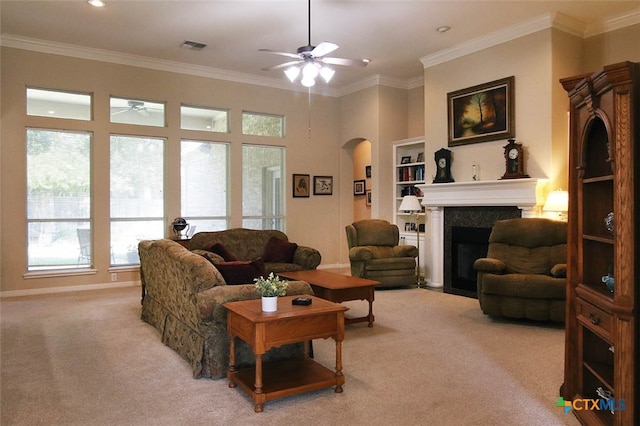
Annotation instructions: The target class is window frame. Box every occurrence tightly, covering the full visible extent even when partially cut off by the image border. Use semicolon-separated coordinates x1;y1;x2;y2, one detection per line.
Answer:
180;139;230;232
25;127;93;271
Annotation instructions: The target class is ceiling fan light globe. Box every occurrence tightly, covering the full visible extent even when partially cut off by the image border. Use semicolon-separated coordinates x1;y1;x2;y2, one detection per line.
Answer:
302;62;319;79
301;77;316;87
320;67;335;83
284;67;300;82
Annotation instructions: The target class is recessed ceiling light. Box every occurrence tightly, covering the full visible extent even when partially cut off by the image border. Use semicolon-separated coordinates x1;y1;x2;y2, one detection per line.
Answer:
88;0;106;7
436;26;451;33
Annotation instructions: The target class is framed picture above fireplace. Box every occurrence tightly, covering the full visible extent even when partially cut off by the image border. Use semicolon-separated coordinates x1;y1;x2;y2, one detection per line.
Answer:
447;76;515;146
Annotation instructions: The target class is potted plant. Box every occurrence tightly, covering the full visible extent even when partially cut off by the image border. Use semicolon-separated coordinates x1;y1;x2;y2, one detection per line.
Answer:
254;272;288;312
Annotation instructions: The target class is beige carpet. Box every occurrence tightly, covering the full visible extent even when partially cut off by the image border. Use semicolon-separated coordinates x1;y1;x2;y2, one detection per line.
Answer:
1;285;579;425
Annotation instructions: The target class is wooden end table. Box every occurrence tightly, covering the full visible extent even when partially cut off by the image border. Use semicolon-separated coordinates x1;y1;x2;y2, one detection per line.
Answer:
280;270;380;327
225;295;347;412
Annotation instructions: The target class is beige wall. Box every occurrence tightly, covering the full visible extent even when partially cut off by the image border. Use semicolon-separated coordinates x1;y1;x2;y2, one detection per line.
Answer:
2;22;637;295
0;47;343;293
583;24;640;72
420;25;639;282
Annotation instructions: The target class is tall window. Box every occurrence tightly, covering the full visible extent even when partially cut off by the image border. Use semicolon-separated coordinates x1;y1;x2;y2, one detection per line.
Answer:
110;135;165;265
181;140;229;232
242;145;285;230
26;129;91;270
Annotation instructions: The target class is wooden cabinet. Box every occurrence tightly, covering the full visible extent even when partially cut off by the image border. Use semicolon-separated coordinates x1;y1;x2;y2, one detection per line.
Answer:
561;62;639;426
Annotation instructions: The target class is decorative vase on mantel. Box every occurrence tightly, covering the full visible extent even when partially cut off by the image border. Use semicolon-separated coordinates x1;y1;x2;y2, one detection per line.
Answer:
261;296;278;313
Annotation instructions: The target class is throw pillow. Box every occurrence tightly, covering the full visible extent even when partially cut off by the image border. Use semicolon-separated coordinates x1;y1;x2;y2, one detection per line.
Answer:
208;242;238;262
214;258;266;285
200;251;224;265
263;237;298;263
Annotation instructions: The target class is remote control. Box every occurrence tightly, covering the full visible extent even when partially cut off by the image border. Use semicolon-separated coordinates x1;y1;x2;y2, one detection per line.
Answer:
292;297;312;306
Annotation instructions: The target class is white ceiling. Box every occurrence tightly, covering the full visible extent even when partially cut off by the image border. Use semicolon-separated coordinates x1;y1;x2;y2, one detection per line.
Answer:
1;1;639;94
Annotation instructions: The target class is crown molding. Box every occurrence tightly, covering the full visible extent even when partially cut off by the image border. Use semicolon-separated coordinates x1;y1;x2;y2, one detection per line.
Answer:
0;34;346;97
584;9;640;38
0;34;422;98
336;74;423;97
421;10;640;69
421;13;561;69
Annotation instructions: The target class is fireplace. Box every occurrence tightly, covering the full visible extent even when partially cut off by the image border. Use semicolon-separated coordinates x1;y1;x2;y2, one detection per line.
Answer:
444;207;521;298
415;178;548;289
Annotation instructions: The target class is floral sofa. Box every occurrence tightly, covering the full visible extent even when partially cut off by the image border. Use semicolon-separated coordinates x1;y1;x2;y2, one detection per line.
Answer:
189;228;321;274
139;239;314;379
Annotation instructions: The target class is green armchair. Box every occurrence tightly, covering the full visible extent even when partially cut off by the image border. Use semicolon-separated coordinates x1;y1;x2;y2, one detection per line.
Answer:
473;218;567;322
345;219;418;288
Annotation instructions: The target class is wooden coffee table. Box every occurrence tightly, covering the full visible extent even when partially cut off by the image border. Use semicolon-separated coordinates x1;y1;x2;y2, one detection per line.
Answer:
280;270;380;327
225;295;347;412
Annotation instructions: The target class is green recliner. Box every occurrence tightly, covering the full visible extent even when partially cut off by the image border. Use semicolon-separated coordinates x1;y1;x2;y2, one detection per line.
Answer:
346;219;418;288
473;218;567;322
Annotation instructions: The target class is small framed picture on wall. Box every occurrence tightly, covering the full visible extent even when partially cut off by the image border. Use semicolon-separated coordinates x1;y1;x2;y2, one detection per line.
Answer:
313;176;333;195
293;174;310;198
353;180;366;195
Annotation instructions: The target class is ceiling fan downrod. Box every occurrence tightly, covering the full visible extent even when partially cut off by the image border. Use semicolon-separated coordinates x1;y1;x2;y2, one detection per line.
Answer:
307;0;312;47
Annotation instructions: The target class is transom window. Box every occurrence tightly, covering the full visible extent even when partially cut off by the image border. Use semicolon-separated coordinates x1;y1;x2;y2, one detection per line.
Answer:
242;111;285;137
110;97;165;127
181;105;229;133
26;87;92;121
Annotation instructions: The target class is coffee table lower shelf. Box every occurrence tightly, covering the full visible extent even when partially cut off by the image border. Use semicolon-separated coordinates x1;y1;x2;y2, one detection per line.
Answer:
229;358;343;411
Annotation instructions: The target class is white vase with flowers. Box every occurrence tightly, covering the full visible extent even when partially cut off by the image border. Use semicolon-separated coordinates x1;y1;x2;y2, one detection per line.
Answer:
254;272;288;312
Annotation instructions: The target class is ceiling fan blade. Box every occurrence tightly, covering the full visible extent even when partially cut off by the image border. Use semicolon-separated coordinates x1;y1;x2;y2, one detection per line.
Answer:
321;57;369;68
311;42;338;57
258;49;301;60
262;60;303;71
139;108;150;117
110;108;131;116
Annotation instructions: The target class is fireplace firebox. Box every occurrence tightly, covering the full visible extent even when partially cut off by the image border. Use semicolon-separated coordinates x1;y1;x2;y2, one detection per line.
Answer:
444;206;521;298
450;227;492;297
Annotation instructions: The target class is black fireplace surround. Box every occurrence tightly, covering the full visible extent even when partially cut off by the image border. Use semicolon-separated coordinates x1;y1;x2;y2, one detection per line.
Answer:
444;206;521;298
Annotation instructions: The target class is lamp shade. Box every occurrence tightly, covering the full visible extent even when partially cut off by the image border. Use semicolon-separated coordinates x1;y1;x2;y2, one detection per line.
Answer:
543;190;569;212
399;195;422;212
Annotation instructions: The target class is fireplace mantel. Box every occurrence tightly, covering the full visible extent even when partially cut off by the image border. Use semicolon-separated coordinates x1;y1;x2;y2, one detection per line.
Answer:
415;178;548;288
419;178;548;209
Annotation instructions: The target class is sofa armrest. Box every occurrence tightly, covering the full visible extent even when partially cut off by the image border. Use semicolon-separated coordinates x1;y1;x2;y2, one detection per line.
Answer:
473;258;506;274
293;245;322;270
349;246;374;260
196;280;313;321
550;263;567;278
392;245;418;258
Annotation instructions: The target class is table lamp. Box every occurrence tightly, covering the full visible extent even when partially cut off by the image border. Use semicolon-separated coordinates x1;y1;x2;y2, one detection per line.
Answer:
543;189;568;221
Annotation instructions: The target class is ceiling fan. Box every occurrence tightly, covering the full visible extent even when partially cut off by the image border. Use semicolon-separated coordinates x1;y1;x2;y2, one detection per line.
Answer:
259;0;369;87
111;100;150;116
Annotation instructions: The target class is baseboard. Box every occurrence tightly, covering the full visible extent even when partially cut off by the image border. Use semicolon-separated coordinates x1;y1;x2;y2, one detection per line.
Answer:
0;281;141;298
2;264;350;298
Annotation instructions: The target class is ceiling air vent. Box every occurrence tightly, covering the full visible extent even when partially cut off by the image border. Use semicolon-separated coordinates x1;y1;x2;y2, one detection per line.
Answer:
181;40;207;50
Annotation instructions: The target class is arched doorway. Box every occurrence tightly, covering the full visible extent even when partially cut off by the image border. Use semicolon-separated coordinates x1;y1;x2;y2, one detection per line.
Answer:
343;138;371;222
